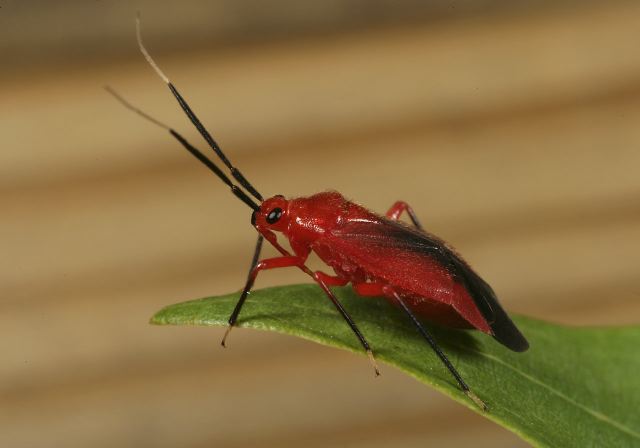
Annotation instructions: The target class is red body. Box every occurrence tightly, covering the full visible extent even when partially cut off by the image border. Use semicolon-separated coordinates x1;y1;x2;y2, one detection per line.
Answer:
253;190;529;351
126;24;523;408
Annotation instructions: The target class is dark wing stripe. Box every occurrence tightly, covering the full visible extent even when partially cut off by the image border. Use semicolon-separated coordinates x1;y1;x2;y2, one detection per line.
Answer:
449;256;529;352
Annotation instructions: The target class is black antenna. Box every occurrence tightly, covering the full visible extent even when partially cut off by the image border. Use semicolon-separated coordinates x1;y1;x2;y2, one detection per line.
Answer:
135;13;263;202
105;86;260;211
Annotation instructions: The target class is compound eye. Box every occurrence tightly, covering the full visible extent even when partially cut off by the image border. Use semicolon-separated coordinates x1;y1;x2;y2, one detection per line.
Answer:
266;207;283;224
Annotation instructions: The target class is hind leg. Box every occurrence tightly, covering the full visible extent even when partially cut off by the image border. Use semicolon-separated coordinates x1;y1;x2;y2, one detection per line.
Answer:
386;201;424;230
353;281;488;411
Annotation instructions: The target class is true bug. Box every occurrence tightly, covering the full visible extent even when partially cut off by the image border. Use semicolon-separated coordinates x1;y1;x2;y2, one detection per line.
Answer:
112;17;530;411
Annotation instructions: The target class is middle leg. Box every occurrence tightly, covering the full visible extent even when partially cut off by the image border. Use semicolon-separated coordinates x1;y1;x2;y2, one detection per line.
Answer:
312;271;380;376
222;253;305;346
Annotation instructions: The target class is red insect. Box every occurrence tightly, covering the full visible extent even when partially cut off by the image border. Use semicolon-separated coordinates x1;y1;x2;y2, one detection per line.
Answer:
113;18;529;410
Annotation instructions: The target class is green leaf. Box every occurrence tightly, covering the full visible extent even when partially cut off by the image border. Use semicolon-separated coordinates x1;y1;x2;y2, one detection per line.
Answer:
151;284;640;447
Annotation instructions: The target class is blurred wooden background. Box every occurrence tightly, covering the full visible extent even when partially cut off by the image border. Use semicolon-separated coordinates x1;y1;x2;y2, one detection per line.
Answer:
2;1;640;447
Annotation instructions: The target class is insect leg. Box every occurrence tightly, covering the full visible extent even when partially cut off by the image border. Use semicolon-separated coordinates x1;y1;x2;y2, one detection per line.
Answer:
352;282;386;297
385;286;488;411
222;235;263;343
314;271;349;287
312;272;380;376
221;252;303;347
354;281;487;410
386;201;424;230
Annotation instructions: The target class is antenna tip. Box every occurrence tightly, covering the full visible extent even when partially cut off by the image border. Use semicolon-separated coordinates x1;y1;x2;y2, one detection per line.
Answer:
135;11;170;85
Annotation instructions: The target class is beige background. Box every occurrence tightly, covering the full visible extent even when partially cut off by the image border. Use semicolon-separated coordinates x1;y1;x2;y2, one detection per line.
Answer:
2;1;640;447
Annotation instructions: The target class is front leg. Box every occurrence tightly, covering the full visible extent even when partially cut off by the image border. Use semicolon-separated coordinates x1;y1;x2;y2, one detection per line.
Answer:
222;254;306;346
224;260;380;376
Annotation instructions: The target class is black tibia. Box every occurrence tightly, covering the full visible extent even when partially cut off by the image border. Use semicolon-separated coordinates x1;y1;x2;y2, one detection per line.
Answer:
222;235;264;346
313;273;380;376
388;288;488;410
